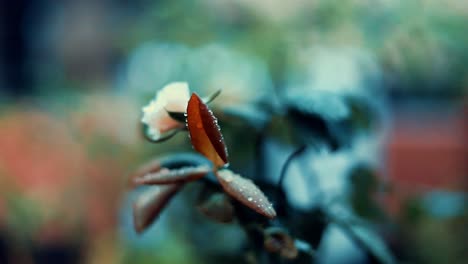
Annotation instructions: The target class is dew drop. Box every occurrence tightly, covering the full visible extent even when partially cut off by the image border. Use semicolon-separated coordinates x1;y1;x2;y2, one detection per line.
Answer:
247;197;253;202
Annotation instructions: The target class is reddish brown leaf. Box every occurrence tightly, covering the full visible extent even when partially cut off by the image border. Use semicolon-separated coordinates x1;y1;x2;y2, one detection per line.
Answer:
216;169;276;219
128;158;162;188
133;165;211;185
186;93;228;167
133;184;183;233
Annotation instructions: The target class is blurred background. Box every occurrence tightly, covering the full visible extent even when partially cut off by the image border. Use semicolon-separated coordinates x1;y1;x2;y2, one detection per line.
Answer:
0;0;466;263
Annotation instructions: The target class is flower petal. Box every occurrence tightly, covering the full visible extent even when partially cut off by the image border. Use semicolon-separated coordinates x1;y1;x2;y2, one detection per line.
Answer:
158;82;190;102
141;82;191;140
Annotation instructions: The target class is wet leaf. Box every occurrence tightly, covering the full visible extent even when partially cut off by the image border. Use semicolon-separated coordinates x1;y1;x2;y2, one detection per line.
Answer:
128;158;162;188
129;153;216;188
133;165;211;185
133;184;183;233
186;93;228;167
216;169;276;219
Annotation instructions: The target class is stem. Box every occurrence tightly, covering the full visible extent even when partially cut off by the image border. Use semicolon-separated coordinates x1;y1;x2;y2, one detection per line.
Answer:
204;89;221;104
142;127;181;143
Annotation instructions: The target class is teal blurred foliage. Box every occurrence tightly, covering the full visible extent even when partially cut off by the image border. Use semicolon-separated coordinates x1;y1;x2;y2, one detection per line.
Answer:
0;0;466;263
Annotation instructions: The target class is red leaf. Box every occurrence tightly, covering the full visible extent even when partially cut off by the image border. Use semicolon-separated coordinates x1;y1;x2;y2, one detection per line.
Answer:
132;184;183;233
186;93;228;167
216;169;276;219
133;165;211;185
128;158;162;188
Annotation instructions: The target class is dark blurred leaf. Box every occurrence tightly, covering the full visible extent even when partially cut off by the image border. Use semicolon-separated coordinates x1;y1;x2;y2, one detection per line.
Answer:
285;92;350;121
334;219;395;264
133;184;183;233
216;169;276;219
402;198;426;223
133;165;211;185
349;165;383;220
187;93;228;167
222;105;271;130
291;208;328;248
263;227;298;259
197;192;234;223
347;97;377;131
350;224;395;264
285;92;377;151
287;108;343;151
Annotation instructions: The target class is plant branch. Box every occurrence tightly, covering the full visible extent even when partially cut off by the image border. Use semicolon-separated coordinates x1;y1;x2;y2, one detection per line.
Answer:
278;145;306;189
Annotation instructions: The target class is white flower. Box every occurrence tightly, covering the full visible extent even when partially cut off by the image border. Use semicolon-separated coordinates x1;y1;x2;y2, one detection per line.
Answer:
141;82;190;139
